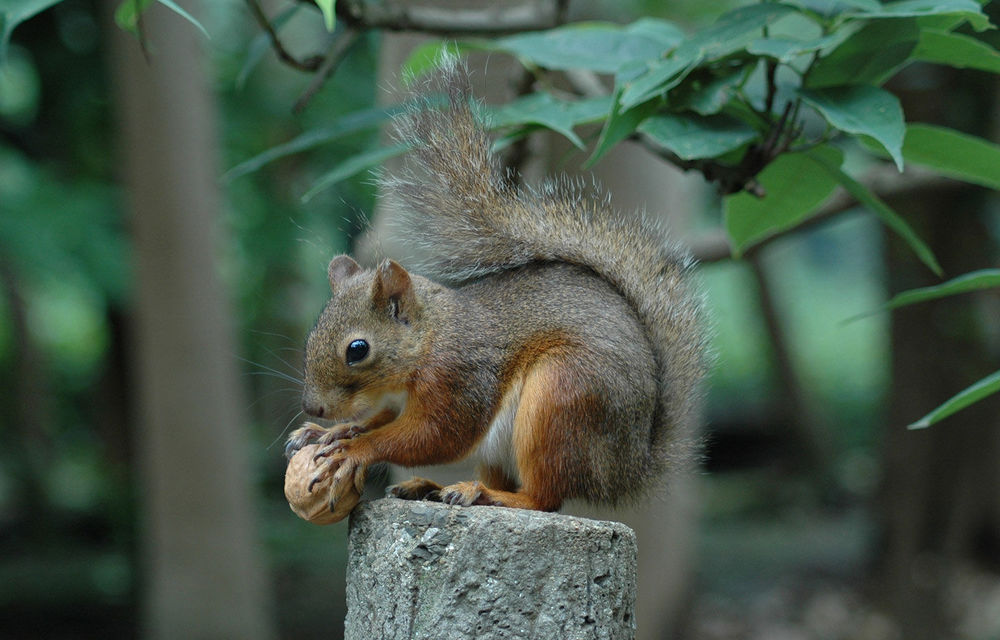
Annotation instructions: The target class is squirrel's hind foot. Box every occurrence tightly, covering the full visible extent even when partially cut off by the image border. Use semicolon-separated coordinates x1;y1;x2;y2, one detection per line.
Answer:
437;481;557;511
387;476;444;501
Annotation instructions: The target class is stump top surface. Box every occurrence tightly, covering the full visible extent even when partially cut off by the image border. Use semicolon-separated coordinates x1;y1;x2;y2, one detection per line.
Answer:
350;497;637;538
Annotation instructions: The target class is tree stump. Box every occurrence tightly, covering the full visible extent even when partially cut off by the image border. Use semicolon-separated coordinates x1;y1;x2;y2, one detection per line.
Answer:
345;498;637;639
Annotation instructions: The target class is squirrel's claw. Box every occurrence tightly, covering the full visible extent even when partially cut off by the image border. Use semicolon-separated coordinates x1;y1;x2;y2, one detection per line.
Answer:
328;456;367;505
312;441;348;462
307;451;346;493
285;422;326;459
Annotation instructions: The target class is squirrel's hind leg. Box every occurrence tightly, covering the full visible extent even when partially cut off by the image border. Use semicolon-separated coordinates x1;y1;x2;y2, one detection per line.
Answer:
435;355;591;513
478;463;519;492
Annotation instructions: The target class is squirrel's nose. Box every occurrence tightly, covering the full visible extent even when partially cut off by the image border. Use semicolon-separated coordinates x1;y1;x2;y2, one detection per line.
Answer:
302;399;325;418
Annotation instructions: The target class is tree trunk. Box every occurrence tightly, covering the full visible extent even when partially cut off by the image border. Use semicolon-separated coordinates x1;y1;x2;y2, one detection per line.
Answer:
874;186;1000;639
106;2;276;638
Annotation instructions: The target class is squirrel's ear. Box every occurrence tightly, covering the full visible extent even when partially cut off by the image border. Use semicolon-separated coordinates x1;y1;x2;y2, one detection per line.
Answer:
372;259;417;322
328;255;361;291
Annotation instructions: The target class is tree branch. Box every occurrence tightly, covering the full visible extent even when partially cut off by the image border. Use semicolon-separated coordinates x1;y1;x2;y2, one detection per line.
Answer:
335;0;563;35
258;0;568;110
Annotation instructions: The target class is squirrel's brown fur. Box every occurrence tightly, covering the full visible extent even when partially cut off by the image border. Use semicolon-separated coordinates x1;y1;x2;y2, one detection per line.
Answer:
286;58;706;512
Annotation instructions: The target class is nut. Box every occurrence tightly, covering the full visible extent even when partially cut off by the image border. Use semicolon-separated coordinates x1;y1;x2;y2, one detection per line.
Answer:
284;444;360;524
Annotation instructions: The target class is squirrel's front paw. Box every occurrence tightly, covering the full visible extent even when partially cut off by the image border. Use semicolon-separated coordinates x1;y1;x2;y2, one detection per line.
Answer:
285;421;366;459
318;453;367;506
306;437;369;498
285;422;324;458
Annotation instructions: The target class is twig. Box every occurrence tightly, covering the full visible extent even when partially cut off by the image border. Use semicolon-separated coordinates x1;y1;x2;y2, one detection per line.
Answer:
245;0;324;72
293;28;362;114
764;59;778;116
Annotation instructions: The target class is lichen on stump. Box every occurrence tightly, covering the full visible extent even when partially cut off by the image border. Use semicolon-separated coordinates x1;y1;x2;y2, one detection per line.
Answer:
345;498;637;640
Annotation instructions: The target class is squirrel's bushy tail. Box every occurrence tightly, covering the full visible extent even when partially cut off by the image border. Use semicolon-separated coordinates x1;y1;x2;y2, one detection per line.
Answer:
386;57;706;483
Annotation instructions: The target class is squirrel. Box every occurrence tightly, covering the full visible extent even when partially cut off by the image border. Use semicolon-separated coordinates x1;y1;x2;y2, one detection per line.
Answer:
284;58;706;513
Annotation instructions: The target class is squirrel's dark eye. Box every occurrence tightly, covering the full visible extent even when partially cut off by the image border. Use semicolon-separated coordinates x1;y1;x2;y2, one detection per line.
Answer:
345;339;369;365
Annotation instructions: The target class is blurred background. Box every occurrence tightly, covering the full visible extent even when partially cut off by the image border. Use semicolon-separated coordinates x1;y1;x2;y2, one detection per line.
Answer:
1;0;999;638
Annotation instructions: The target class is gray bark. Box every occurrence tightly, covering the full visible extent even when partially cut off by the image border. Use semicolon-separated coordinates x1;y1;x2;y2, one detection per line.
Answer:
345;498;637;640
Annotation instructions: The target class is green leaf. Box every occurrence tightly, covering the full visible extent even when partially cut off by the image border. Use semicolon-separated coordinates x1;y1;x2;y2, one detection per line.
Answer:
914;14;966;30
884;269;1000;309
0;0;63;60
494;19;683;73
224;106;401;181
156;0;209;38
316;0;335;32
746;32;848;64
806;19;919;88
584;90;658;168
848;268;1000;321
301;144;409;203
674;3;801;61
806;147;942;275
846;0;992;31
114;0;152;35
114;0;208;39
911;29;1000;73
902;123;1000;189
724;145;843;255
789;0;881;18
672;71;746;115
619;54;701;109
399;41;481;80
399;42;493;81
639;112;758;161
626;17;688;47
488;93;612;149
909;369;1000;429
799;85;906;170
490;126;533;153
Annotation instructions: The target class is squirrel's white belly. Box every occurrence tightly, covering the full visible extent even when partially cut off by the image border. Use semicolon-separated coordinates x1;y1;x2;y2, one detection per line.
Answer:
475;380;522;485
